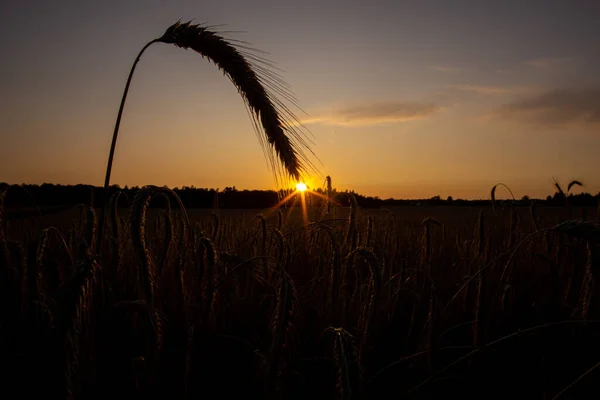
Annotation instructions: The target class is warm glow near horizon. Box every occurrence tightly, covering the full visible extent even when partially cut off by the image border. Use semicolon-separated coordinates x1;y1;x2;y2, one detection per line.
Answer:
1;1;599;200
296;182;307;192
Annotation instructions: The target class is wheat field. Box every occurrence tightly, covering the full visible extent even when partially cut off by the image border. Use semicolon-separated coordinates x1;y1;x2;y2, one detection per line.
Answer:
1;185;599;399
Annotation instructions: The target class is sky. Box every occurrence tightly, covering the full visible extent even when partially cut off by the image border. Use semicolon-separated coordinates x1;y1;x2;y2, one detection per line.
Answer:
1;0;599;199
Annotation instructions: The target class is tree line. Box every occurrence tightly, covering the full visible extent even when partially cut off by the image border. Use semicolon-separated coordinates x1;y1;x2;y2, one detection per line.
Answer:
1;183;599;215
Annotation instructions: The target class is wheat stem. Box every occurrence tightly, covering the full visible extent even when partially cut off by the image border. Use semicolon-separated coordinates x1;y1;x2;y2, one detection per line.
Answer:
97;39;159;253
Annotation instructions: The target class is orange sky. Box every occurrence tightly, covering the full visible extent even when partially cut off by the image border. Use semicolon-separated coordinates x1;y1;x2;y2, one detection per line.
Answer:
1;1;599;199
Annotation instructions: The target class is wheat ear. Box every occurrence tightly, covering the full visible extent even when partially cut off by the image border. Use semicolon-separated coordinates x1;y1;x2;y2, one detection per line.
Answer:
98;20;317;251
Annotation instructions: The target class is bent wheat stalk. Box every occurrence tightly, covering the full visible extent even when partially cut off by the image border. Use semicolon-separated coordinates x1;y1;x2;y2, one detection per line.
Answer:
97;20;316;251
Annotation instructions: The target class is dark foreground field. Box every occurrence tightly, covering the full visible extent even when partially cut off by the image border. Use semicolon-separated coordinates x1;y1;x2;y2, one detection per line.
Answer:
1;192;599;399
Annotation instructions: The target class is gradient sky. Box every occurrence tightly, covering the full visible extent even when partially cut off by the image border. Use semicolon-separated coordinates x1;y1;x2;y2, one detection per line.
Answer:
2;0;599;199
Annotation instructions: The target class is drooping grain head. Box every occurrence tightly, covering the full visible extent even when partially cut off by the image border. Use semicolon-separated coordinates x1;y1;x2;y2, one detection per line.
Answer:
551;220;600;244
490;183;515;214
327;327;363;400
567;180;584;193
157;20;317;184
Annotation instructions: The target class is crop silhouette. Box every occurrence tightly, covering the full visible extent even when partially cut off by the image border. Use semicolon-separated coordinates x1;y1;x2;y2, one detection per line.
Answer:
98;20;317;251
2;176;600;399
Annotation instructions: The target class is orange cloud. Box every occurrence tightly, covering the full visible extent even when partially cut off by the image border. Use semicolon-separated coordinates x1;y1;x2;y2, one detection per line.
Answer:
292;101;443;127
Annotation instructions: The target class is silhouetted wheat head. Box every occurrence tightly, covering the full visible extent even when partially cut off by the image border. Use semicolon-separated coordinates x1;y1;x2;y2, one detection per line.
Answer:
99;19;318;251
157;21;315;182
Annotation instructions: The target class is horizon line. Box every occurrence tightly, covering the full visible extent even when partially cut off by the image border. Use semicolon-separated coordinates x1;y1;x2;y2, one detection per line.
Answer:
2;181;597;203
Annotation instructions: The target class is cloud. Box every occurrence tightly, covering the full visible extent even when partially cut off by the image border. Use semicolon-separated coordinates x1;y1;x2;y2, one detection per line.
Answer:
523;57;580;71
431;65;463;73
449;84;512;94
490;86;600;127
449;84;540;95
295;101;443;127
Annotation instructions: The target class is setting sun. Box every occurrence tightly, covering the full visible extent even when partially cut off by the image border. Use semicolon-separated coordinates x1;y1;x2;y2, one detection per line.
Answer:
296;182;307;192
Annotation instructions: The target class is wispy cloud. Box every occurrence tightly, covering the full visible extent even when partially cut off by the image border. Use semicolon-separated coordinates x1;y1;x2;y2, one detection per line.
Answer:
523;57;580;71
295;101;443;127
431;65;463;73
449;84;512;94
488;86;600;127
449;84;540;95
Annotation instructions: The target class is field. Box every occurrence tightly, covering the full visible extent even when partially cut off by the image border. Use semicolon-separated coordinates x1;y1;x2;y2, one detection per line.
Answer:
1;190;599;399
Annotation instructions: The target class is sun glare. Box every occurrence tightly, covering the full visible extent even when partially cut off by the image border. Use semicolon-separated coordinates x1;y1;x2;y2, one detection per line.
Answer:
296;182;307;192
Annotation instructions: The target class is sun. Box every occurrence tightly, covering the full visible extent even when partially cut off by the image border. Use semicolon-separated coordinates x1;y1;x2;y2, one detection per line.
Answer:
296;182;307;192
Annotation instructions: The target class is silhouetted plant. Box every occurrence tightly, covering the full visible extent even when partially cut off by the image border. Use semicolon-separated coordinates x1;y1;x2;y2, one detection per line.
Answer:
97;20;317;251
